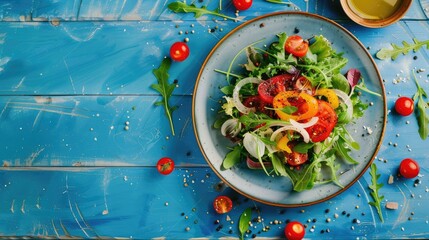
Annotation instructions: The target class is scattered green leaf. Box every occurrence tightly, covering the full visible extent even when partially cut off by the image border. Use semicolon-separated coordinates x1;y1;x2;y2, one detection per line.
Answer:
368;163;384;222
376;38;429;60
412;71;429;140
168;2;239;21
152;57;177;136
238;208;252;240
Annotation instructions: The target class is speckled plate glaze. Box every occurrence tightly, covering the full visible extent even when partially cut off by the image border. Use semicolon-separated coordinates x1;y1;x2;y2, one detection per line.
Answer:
193;12;387;207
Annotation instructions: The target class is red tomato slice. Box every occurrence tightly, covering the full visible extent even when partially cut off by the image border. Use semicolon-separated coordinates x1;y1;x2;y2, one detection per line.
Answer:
243;95;273;117
258;74;292;103
305;100;337;142
213;196;233;214
285;35;309;58
286;151;308;166
258;74;314;104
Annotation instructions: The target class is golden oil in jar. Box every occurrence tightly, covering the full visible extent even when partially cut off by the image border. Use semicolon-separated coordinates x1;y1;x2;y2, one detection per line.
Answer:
348;0;403;20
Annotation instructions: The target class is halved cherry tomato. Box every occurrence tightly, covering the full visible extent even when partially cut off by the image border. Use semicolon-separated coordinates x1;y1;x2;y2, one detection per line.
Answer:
258;74;291;103
395;96;414;116
286;150;308;166
314;88;339;109
399;158;420;178
305;100;337;142
285;35;309;58
170;42;190;62
213;196;233;214
272;91;318;121
284;221;305;240
258;74;314;104
233;0;253;11
157;157;175;175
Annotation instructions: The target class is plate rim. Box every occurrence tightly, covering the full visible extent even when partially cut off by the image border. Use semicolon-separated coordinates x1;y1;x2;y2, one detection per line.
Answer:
192;11;387;207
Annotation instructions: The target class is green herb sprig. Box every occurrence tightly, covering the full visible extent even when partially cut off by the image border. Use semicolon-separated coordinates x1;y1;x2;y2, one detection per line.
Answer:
168;2;239;21
412;71;429;140
368;163;384;222
238;208;252;240
152;57;177;136
376;38;429;60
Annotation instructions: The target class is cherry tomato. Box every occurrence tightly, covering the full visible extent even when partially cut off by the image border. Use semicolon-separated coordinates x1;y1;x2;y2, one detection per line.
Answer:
258;74;314;104
272;91;318;121
399;158;420;179
284;221;305;240
169;42;190;62
232;0;253;11
157;157;175;175
285;35;309;58
305;100;338;142
213;196;233;214
286;150;308;166
395;96;414;116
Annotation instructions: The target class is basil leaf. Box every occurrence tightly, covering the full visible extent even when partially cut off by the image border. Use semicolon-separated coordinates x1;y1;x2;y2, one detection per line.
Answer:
238;208;252;240
293;142;314;153
222;145;242;170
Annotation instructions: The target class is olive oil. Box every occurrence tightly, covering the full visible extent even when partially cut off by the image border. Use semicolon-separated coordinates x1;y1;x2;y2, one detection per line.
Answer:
348;0;403;20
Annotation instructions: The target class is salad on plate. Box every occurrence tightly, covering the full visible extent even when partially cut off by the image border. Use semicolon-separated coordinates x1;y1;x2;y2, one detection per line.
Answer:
214;32;376;192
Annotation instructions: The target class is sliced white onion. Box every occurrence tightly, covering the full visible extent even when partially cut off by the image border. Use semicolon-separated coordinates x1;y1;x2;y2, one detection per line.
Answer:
220;118;242;138
270;124;310;144
243;132;266;159
290;117;319;129
232;77;263;114
333;89;353;120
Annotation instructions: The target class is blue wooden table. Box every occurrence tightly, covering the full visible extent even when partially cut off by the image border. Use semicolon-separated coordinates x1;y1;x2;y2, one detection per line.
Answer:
0;0;428;238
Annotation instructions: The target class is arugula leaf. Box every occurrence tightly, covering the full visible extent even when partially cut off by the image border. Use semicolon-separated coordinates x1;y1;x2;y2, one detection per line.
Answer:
168;2;239;21
238;208;252;240
412;71;429;140
222;145;242;170
152;57;177;136
293;142;314;153
269;152;288;176
368;163;384;222
376;38;429;60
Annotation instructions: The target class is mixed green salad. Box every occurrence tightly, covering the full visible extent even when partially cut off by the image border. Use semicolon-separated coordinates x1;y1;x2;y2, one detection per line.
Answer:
214;32;374;192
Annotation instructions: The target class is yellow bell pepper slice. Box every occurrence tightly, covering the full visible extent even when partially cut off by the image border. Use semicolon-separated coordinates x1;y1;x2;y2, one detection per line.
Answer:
314;88;339;109
272;91;318;121
277;135;292;153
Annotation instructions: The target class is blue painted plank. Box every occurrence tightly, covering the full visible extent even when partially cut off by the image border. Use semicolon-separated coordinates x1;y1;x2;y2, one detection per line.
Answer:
0;20;427;96
0;95;204;167
0;20;238;95
1;0;427;22
0;167;428;238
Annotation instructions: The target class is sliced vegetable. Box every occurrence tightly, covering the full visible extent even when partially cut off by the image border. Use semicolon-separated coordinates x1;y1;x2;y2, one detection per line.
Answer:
285;35;309;58
305;100;337;142
233;77;264;114
272;91;318;121
221;118;242;138
213;196;233;214
315;88;339;109
243;132;266;159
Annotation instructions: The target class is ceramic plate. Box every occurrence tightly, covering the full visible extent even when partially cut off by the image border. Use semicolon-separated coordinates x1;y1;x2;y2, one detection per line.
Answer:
192;12;386;207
